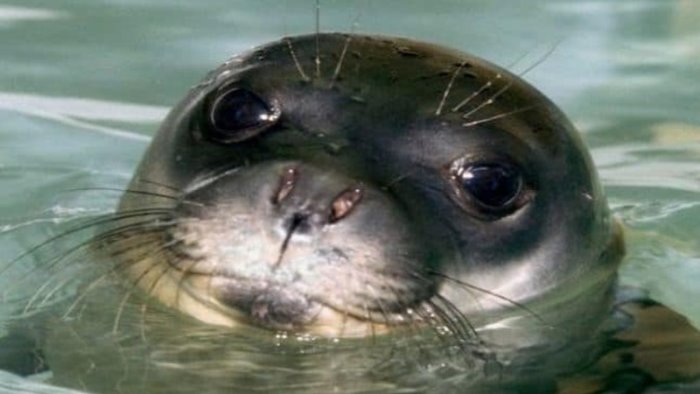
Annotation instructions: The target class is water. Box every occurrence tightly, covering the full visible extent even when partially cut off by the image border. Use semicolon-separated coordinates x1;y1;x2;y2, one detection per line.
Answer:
1;0;699;392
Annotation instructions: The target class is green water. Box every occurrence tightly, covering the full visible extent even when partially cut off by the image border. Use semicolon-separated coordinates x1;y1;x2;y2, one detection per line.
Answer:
1;0;699;392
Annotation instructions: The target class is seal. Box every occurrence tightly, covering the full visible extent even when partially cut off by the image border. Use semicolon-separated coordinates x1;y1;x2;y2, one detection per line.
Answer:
106;33;624;384
1;33;631;393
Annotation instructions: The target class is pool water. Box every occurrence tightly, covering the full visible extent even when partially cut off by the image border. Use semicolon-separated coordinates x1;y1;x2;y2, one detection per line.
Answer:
1;0;699;392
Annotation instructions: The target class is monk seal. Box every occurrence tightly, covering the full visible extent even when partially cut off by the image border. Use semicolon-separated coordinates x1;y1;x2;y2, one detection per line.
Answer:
1;33;633;393
104;32;624;387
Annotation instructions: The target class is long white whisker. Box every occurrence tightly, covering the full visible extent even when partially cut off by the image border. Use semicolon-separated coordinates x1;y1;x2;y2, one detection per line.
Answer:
330;9;363;88
463;105;539;128
436;60;467;116
330;35;352;89
514;40;562;78
461;78;514;120
285;38;311;82
315;0;322;79
451;73;501;113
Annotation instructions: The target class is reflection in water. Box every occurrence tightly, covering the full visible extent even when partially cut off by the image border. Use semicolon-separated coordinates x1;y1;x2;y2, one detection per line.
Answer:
0;5;65;23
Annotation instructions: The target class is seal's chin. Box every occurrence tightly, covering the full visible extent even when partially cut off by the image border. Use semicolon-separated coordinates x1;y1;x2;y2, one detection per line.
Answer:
213;280;321;330
132;268;398;337
210;277;398;336
210;275;437;335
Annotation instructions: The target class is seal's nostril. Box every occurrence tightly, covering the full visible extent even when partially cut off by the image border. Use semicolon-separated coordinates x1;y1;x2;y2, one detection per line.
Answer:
329;187;364;223
290;212;307;229
272;167;298;204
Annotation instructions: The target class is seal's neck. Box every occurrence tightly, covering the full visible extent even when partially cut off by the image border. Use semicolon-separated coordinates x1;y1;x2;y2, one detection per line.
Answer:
475;274;619;382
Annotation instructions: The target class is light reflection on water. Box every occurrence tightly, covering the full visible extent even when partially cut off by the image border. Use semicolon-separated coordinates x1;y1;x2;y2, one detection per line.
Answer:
0;0;698;392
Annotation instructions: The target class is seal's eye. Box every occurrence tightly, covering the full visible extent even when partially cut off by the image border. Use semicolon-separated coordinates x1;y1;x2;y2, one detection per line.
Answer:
206;88;280;143
450;161;528;217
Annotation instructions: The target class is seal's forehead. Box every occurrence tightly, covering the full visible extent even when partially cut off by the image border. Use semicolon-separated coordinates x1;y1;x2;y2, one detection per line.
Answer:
235;33;495;100
218;33;570;152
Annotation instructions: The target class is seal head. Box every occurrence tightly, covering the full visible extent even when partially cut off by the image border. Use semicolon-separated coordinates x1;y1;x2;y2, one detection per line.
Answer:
116;34;623;351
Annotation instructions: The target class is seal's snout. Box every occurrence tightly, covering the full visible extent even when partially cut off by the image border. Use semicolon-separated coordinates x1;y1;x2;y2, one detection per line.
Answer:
159;160;434;332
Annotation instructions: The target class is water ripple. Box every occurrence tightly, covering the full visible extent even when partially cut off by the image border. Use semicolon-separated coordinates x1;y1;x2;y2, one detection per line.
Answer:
0;92;166;141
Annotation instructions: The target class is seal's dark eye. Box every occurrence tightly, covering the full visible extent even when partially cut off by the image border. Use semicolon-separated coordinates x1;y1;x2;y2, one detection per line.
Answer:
451;162;527;217
206;88;280;143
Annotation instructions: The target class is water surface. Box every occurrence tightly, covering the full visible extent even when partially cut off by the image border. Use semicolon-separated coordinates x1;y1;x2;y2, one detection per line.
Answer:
1;0;699;392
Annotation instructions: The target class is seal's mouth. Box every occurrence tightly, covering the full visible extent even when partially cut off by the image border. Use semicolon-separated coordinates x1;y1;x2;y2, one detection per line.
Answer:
157;248;438;336
211;276;412;335
177;271;434;336
209;277;322;331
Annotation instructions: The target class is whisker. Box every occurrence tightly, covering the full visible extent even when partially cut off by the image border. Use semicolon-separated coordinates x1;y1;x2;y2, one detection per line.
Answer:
455;41;561;127
62;187;196;205
463;104;540;128
133;178;180;193
2;217;173;300
401;304;431;343
335;266;355;339
314;0;322;79
411;302;458;359
285;38;311;82
383;289;438;366
0;209;172;278
182;166;242;195
364;283;389;338
436;60;468;116
361;298;376;341
451;73;501;113
360;259;392;341
50;218;174;271
61;187;205;210
21;276;62;314
514;40;561;78
62;274;110;318
139;303;149;342
117;239;180;293
112;288;135;334
428;270;546;325
169;250;204;310
329;35;352;89
424;298;471;344
329;10;362;88
63;233;168;326
34;277;76;311
426;297;495;369
461;78;514;121
499;48;533;77
460;41;560;123
106;238;184;331
432;294;479;341
58;231;171;318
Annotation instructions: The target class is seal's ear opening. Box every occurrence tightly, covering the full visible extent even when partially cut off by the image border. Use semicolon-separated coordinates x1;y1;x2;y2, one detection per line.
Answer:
202;88;281;144
601;218;626;268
